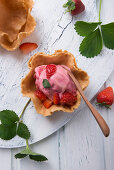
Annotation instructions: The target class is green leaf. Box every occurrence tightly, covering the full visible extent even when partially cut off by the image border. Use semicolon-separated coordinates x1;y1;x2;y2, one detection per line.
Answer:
43;79;51;88
15;149;29;159
0;123;17;140
101;22;114;49
96;102;111;109
29;154;48;162
15;153;27;159
63;0;75;13
17;122;30;140
74;21;102;37
79;28;103;58
0;110;19;125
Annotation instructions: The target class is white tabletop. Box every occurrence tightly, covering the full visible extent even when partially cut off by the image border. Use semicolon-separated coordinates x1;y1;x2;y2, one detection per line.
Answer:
0;70;113;170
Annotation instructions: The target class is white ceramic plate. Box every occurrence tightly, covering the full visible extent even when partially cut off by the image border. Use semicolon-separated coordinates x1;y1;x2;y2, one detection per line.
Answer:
0;0;114;148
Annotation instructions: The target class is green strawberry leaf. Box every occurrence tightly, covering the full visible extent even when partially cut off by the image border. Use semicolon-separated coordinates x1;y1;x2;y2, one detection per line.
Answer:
15;148;30;159
63;0;75;13
79;28;103;58
0;123;17;140
96;102;111;109
0;110;19;125
74;21;102;37
43;79;51;88
29;154;48;162
101;22;114;49
15;146;48;161
17;122;30;140
15;153;27;159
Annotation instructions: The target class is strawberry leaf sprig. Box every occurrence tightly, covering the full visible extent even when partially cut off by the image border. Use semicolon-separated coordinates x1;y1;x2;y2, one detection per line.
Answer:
74;0;114;58
0;99;47;162
74;21;114;58
15;140;47;161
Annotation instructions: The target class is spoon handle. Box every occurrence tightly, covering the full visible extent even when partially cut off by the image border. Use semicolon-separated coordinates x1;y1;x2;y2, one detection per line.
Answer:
67;70;110;137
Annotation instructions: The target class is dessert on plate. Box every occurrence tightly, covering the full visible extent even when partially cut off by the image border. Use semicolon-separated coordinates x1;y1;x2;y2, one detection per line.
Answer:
0;0;36;51
21;50;89;116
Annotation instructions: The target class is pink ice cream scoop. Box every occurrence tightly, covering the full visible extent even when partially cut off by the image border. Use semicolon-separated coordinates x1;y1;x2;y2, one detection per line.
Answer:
34;65;77;100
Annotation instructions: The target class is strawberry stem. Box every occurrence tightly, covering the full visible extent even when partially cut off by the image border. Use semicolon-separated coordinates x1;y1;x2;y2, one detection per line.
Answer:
19;99;31;120
26;139;31;151
99;0;102;22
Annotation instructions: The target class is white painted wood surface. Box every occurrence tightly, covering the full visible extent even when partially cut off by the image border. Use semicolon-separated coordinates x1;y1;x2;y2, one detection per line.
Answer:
0;70;113;170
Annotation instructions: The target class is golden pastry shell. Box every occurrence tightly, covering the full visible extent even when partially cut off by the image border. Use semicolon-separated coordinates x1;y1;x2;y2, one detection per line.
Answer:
21;50;89;116
0;0;36;51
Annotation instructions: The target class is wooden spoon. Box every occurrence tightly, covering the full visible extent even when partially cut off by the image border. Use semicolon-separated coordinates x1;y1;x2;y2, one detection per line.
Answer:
64;68;110;137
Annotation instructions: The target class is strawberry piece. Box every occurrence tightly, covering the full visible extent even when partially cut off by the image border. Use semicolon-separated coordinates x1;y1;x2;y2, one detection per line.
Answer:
46;64;57;79
19;43;38;54
38;65;46;76
43;99;53;108
63;0;85;15
53;93;60;105
60;92;77;106
35;90;47;102
96;87;114;108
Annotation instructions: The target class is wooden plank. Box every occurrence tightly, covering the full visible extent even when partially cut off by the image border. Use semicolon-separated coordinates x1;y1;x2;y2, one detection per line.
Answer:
11;132;59;170
103;71;114;170
0;149;11;170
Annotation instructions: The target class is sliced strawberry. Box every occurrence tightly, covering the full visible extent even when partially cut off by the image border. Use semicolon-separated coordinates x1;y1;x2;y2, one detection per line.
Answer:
96;87;114;108
60;92;77;106
19;43;38;54
35;90;47;102
46;64;57;79
53;93;60;105
63;0;85;15
43;99;53;108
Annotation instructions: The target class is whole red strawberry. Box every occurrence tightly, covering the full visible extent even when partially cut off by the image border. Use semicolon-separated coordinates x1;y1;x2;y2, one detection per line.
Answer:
46;64;57;79
63;0;85;15
53;93;60;105
35;90;47;102
60;92;77;106
96;87;114;108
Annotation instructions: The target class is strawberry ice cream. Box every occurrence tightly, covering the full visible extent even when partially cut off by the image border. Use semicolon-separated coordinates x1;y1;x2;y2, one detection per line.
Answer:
34;65;77;100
